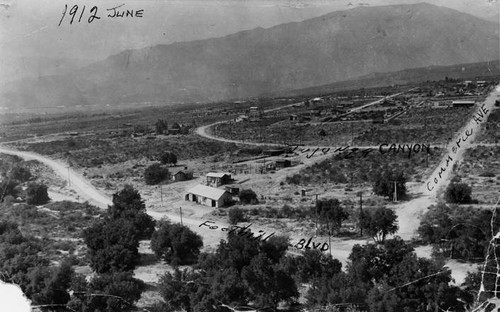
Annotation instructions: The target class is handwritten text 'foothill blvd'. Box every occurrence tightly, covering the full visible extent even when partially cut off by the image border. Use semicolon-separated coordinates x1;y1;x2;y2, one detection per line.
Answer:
199;221;329;252
286;142;432;159
426;103;489;191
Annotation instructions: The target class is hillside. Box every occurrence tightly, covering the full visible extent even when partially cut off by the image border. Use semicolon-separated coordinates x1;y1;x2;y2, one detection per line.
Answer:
1;2;498;109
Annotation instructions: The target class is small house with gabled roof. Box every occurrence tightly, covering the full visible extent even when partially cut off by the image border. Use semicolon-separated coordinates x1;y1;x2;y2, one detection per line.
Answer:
185;184;231;208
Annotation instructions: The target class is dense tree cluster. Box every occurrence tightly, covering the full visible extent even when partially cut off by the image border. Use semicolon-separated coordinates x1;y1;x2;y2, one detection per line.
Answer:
144;163;170;185
158;233;299;311
445;182;472;204
306;237;470;311
151;220;203;265
84;185;156;273
418;203;497;260
0;220;77;310
68;272;145;312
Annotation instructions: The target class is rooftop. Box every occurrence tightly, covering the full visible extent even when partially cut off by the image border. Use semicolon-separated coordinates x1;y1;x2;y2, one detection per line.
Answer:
187;184;228;200
207;172;231;178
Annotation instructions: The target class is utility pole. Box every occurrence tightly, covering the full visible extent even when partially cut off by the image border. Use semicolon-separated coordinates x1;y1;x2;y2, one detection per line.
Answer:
424;116;429;168
315;194;319;235
67;166;71;187
390;181;398;202
180;207;183;226
160;184;163;202
351;120;354;145
358;191;363;236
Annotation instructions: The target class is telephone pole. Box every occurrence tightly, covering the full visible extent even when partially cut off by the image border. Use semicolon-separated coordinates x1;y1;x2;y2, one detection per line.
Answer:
67;166;71;187
180;207;183;225
357;191;363;236
390;180;398;202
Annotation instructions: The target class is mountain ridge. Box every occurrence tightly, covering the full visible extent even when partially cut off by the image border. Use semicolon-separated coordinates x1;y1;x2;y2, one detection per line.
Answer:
1;2;498;108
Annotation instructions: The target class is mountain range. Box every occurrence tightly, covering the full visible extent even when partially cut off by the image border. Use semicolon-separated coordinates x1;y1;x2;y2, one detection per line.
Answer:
1;2;499;109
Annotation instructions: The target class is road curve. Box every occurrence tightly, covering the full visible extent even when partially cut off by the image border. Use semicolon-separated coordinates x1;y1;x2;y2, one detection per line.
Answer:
0;146;113;209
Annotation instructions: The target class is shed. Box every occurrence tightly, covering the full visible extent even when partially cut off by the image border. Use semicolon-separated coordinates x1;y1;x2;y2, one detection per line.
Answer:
185;184;231;208
452;100;476;107
172;170;188;182
224;185;240;195
275;159;291;168
206;172;232;187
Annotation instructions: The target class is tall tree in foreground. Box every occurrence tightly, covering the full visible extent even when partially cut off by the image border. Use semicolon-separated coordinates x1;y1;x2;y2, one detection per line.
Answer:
83;218;140;273
151;220;203;265
108;184;156;240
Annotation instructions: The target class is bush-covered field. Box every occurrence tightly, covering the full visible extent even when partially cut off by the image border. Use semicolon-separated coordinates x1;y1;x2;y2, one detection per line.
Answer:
286;147;443;186
13;135;242;168
354;107;473;145
0;201;103;238
0;200;103;264
478;108;500;143
212;106;473;146
454;146;500;204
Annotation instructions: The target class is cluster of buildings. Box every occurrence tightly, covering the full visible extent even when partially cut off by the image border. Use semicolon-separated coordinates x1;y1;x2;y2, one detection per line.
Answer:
185;172;236;208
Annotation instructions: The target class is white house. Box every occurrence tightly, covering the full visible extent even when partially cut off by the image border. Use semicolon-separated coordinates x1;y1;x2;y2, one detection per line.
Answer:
185;184;232;208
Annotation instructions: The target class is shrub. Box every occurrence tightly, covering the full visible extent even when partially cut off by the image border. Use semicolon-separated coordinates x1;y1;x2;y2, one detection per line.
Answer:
144;163;169;185
9;166;32;182
160;151;178;166
445;183;472;204
479;171;496;178
228;207;247;224
239;189;258;205
26;182;50;205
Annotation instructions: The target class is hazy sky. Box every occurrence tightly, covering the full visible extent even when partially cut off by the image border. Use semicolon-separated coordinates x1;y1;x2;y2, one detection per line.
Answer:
1;0;499;62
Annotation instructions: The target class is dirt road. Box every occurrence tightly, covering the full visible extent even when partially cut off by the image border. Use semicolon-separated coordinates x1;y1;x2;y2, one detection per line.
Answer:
395;84;500;240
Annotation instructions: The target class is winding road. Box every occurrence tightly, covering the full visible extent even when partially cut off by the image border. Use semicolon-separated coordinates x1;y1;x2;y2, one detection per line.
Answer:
1;85;498;262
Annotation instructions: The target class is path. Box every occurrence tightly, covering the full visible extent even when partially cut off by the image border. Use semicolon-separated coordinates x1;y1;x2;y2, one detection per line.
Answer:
395;84;500;240
0;145;226;248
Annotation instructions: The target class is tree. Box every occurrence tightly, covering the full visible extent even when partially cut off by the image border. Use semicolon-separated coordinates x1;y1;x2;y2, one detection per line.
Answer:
69;272;144;312
155;119;168;134
368;254;464;312
9;165;31;182
26;182;50;205
160;151;178;166
313;199;349;234
418;204;496;260
360;207;398;243
108;185;156;240
239;189;258;205
83;218;140;273
151;220;203;265
373;170;407;200
228;207;247;224
0;180;20;201
144;163;170;185
294;249;342;283
445;182;472;204
30;260;74;310
242;253;298;309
